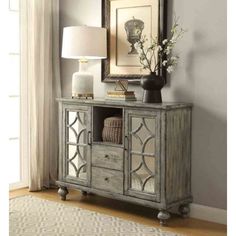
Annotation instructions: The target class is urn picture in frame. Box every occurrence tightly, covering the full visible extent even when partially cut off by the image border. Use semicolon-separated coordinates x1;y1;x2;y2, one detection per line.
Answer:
102;0;167;83
124;17;144;55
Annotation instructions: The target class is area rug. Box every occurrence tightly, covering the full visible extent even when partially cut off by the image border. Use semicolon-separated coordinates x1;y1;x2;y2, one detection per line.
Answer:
10;196;183;236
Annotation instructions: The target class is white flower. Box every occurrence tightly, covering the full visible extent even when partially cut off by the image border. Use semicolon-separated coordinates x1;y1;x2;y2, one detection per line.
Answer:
165;46;171;55
162;39;168;45
157;46;162;51
162;60;168;66
167;65;174;73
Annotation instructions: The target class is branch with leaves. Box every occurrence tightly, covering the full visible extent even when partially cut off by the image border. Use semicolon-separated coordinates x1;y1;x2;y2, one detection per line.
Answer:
134;17;186;74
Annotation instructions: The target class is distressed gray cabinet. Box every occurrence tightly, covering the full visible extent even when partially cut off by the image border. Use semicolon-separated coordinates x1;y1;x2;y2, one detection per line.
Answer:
57;98;192;225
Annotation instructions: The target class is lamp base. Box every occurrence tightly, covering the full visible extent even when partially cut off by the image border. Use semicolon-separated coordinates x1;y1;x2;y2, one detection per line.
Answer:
72;93;94;99
72;72;93;98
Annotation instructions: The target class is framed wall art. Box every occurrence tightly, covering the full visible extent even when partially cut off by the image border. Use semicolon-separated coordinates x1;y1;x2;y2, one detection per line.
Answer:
102;0;167;83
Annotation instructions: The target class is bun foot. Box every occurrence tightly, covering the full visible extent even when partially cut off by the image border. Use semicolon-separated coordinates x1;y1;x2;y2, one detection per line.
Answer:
179;204;190;218
157;210;170;226
58;187;69;201
81;190;87;196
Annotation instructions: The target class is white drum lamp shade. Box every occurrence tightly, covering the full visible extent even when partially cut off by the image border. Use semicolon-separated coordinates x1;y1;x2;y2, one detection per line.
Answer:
61;26;107;98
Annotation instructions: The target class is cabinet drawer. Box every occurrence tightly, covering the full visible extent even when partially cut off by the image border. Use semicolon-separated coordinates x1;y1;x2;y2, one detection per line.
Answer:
92;145;123;171
92;167;123;194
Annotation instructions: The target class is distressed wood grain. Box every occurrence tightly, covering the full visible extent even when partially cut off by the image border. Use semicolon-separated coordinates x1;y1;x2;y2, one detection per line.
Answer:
165;108;192;204
92;167;123;194
92;145;123;171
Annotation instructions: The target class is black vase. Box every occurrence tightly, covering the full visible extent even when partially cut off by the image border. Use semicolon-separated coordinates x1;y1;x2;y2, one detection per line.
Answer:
140;72;165;103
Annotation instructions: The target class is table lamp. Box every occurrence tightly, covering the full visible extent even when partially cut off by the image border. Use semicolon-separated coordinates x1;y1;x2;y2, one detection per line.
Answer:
62;26;107;98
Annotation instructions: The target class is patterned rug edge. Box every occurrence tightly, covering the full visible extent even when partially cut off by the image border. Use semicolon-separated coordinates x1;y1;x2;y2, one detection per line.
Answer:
10;195;185;236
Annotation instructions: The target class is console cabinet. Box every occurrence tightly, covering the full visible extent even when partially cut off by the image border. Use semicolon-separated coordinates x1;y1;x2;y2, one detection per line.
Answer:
56;98;192;225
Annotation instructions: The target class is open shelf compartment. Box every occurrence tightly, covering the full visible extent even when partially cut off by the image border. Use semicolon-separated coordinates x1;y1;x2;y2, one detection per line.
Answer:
92;106;123;146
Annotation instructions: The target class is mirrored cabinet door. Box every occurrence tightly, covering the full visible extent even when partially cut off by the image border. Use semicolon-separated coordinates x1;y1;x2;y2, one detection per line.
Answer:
63;106;91;186
125;109;161;202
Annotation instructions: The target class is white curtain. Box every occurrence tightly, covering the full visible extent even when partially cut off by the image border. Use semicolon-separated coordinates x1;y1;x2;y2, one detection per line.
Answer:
21;0;61;191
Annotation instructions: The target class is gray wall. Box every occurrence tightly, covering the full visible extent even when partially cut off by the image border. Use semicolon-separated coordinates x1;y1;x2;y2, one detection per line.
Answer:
59;0;227;210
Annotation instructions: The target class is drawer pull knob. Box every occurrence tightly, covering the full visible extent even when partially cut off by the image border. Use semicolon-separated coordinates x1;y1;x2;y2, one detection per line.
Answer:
104;177;109;182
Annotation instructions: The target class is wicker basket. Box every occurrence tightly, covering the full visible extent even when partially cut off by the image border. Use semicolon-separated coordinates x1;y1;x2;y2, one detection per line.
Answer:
102;116;122;144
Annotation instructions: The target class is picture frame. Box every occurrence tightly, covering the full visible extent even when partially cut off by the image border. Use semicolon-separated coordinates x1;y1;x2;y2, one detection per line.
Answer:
101;0;167;84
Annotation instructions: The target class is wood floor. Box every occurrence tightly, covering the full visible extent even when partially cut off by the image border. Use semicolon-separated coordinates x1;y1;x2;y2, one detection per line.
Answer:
10;188;226;236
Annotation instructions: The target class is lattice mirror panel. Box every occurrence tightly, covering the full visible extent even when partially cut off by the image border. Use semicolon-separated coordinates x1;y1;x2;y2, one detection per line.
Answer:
66;111;87;181
130;117;156;194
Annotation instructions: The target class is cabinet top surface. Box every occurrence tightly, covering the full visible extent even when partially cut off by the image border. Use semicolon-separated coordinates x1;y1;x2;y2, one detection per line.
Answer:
57;98;192;110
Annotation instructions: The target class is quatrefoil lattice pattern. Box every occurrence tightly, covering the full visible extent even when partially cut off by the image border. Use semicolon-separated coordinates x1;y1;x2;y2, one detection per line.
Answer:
130;117;156;193
66;111;87;180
